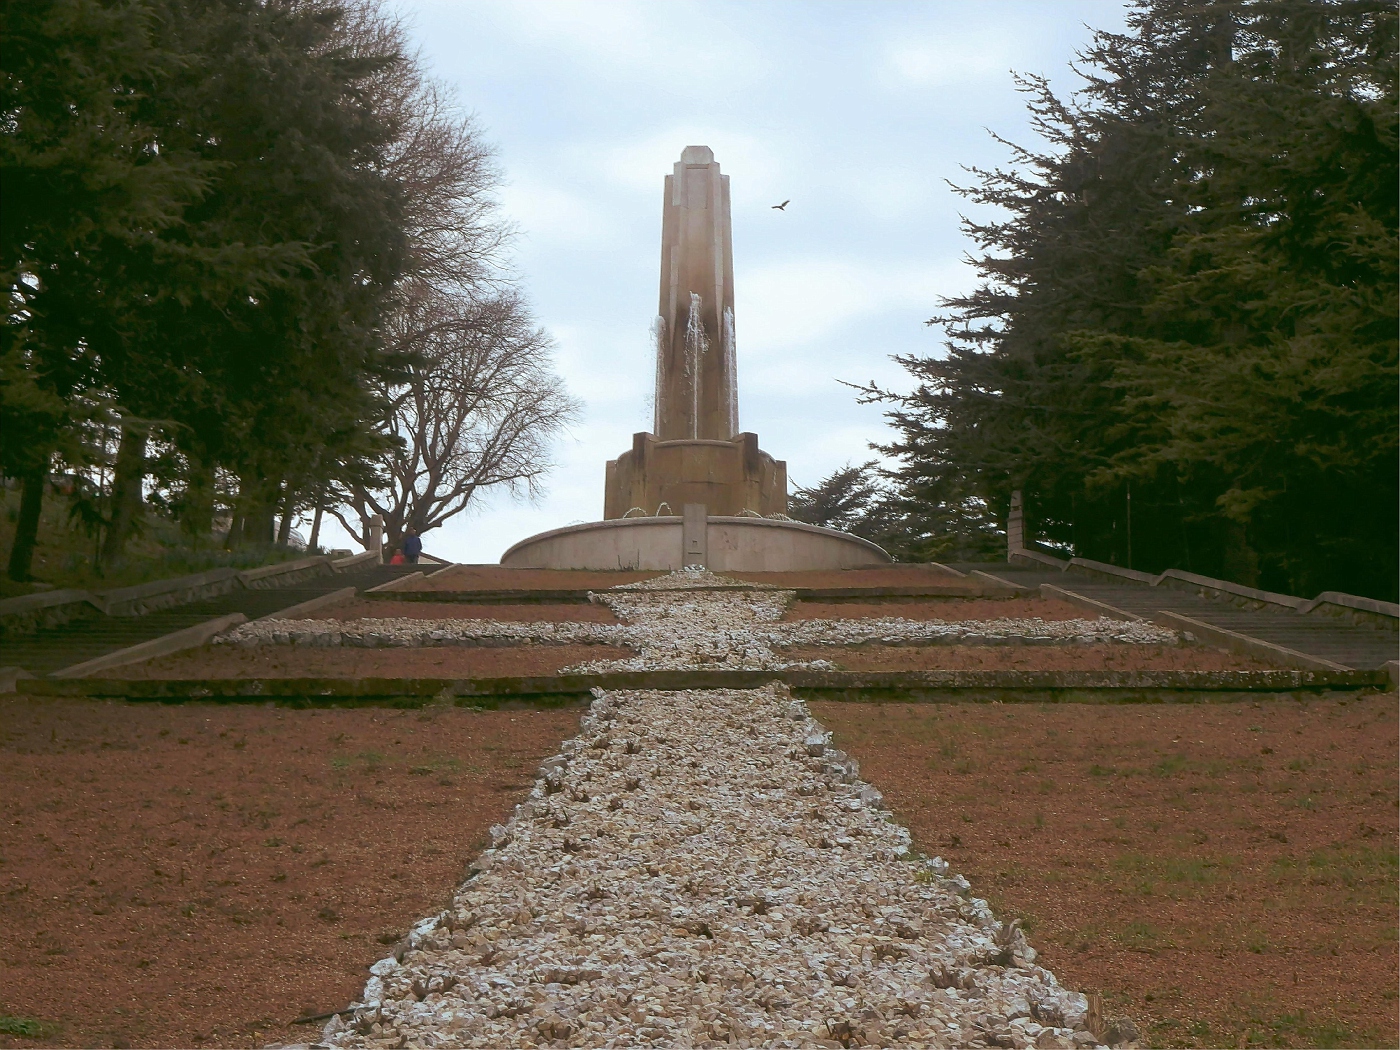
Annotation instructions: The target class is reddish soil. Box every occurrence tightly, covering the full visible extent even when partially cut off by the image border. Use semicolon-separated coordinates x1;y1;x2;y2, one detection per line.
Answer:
409;564;982;593
412;565;657;592
108;644;634;680
785;596;1089;622
728;564;974;588
0;699;580;1049
786;643;1280;672
303;599;617;623
815;694;1400;1049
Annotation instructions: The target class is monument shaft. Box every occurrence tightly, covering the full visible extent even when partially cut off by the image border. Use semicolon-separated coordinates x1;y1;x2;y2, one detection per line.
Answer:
603;146;787;520
654;145;738;441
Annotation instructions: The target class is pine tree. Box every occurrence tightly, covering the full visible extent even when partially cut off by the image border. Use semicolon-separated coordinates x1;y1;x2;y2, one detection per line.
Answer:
868;0;1397;599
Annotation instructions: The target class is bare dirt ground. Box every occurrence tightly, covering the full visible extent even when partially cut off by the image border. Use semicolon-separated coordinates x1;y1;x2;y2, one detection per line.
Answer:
815;693;1399;1049
107;644;635;680
727;565;973;588
786;596;1103;622
786;643;1280;672
0;699;581;1049
413;566;657;591
408;564;978;594
303;599;618;623
2;694;1391;1049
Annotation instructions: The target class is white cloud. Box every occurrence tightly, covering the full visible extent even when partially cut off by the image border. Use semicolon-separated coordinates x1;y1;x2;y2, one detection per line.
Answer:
837;164;939;222
467;0;763;89
547;322;652;413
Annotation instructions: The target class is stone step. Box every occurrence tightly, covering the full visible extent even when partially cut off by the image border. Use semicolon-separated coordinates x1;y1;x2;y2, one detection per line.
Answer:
0;562;428;676
959;564;1397;670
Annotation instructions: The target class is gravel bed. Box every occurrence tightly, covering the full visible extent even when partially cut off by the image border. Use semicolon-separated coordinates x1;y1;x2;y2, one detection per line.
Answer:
221;618;612;650
314;684;1098;1050
222;571;1178;677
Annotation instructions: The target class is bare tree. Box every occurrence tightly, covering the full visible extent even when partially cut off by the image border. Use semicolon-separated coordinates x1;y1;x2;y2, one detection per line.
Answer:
321;9;576;552
331;284;577;548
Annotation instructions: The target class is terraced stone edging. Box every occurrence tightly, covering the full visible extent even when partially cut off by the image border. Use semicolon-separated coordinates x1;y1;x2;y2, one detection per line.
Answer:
362;583;1005;605
17;666;1383;707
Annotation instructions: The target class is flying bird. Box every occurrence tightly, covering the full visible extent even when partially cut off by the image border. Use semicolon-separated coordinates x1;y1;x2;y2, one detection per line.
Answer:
772;200;790;210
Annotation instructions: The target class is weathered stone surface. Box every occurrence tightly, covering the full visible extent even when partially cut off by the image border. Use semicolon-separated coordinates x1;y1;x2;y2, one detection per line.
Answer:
601;147;787;520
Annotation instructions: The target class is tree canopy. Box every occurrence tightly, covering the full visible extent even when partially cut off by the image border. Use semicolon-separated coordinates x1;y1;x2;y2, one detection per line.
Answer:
866;0;1397;599
2;0;570;579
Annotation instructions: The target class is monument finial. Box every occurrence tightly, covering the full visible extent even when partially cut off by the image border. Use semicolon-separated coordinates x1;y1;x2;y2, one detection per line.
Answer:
680;144;715;164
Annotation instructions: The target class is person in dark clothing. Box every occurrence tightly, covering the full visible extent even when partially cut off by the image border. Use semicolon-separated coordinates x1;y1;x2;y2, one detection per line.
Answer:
402;530;423;564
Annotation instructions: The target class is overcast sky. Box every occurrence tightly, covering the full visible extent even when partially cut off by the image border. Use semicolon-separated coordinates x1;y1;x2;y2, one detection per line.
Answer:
317;0;1130;561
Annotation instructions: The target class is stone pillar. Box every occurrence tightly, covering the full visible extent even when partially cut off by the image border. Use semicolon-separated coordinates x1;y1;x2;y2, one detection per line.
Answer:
1006;491;1024;559
602;145;785;521
369;514;385;564
682;503;708;568
654;146;737;441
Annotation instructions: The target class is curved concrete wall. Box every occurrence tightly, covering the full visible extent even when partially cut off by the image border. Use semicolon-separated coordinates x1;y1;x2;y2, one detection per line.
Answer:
706;517;889;571
500;516;890;572
502;518;684;571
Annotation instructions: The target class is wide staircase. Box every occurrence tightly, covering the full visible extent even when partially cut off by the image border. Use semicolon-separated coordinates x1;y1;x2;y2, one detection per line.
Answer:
955;562;1397;671
0;562;429;677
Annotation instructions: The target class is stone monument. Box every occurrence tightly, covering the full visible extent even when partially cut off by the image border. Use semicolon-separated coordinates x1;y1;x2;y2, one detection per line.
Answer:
603;146;787;519
501;147;889;571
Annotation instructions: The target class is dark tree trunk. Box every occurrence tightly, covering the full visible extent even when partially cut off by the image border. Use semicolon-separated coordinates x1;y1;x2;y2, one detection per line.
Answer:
7;468;46;581
276;484;296;546
224;484;247;550
1221;519;1260;588
182;458;216;546
228;473;274;548
248;501;275;545
100;426;147;569
308;504;323;552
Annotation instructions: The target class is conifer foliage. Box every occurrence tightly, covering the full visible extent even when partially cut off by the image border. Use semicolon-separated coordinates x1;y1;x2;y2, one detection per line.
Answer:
1;0;569;579
866;0;1397;599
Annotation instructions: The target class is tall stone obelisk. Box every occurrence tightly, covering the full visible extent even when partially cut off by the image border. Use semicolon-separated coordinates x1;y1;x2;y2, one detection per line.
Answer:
654;145;738;441
603;146;786;519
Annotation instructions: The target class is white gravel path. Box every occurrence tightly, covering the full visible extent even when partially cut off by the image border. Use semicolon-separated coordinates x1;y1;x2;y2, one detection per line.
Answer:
316;683;1098;1050
283;574;1117;1050
221;570;1178;676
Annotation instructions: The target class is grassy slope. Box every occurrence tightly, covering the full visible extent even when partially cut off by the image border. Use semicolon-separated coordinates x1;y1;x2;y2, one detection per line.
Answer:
0;488;315;598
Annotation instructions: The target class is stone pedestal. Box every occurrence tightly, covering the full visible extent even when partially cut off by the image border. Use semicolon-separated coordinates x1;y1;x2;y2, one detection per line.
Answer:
605;431;786;519
369;514;385;564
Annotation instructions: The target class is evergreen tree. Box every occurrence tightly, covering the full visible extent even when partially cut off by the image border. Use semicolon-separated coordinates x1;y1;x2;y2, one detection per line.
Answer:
2;0;411;574
866;0;1397;599
1;0;211;577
